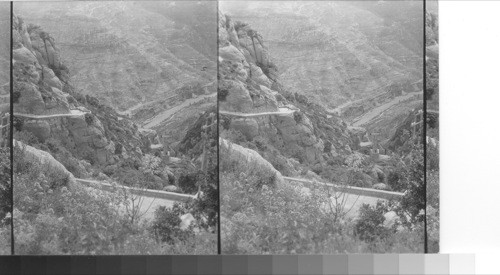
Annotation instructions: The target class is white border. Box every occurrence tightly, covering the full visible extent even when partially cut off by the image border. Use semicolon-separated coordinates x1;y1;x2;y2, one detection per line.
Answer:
440;1;500;273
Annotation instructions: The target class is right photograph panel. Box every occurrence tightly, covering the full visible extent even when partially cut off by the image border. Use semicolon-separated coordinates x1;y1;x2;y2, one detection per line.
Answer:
219;1;425;254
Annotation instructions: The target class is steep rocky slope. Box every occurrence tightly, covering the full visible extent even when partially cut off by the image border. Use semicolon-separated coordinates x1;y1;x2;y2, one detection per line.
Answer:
12;14;151;177
14;2;217;145
220;1;424;159
14;13;217;195
219;11;357;178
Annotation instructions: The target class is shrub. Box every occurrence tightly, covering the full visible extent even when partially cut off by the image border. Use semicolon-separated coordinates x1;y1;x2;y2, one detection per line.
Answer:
85;114;94;125
293;112;303;124
354;202;391;243
397;146;425;225
149;204;194;245
115;143;123;155
177;171;199;194
0;148;11;227
218;88;229;101
13;116;23;131
387;171;405;192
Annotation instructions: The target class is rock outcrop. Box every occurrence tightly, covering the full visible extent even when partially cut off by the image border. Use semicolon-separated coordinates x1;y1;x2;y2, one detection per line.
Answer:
13;15;150;166
220;138;284;185
14;140;76;185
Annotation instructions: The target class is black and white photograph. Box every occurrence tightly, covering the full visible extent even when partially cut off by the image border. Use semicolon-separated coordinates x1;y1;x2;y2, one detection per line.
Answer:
218;1;426;254
0;1;11;255
12;1;217;255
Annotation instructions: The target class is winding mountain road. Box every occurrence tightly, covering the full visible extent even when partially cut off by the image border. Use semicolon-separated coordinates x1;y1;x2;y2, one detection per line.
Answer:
283;176;404;218
77;178;196;221
14;109;89;119
219;107;296;118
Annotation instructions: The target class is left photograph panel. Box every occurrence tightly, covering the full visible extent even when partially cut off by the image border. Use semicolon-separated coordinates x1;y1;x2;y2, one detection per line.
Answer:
12;1;217;255
0;1;11;255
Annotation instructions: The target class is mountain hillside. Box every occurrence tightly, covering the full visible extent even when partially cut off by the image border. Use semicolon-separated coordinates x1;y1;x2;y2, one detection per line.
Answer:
15;2;216;110
220;1;424;156
219;7;426;254
219;11;360;179
12;14;215;194
14;2;217;146
13;12;218;254
220;1;423;110
0;4;9;115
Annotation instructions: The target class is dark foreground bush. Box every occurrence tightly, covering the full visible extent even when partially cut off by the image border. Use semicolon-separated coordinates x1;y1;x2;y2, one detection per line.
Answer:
149;204;194;245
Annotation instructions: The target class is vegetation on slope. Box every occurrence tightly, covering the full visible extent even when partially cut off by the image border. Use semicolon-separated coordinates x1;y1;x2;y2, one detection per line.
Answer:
0;147;11;255
13;144;216;255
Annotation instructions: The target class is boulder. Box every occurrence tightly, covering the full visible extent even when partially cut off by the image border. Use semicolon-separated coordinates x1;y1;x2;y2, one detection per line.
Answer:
180;213;195;230
42;66;63;90
220;138;284;185
249;63;271;88
17;82;46;115
219;80;253;113
219;44;246;64
383;211;399;228
14;140;76;185
252;85;279;112
13;46;37;65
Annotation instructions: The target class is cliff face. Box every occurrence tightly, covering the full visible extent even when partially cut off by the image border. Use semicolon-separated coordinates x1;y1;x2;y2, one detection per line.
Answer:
219;12;355;172
13;15;147;166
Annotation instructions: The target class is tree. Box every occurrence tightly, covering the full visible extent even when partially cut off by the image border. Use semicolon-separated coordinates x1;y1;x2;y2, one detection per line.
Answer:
397;145;425;226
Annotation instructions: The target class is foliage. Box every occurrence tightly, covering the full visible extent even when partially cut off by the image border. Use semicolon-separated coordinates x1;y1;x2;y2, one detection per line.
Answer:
177;170;200;194
397;145;425;226
221;171;332;254
0;148;11;227
184;144;218;230
293;112;303;124
12;145;213;255
149;204;194;245
0;147;11;254
218;88;229;101
355;202;391;243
